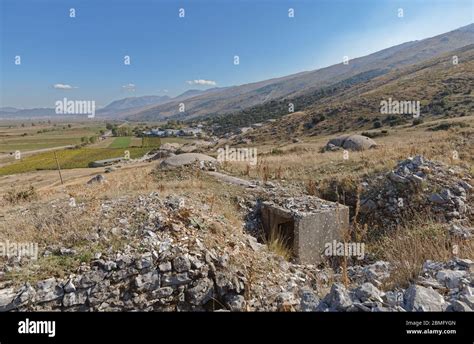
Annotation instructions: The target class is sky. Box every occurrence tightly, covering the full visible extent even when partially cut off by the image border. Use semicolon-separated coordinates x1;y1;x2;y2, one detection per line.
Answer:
0;0;473;108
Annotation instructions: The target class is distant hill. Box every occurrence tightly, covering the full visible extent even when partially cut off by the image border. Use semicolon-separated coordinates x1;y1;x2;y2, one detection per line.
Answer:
0;107;56;118
0;107;21;113
128;23;474;121
98;89;223;119
102;95;171;111
175;89;206;99
0;90;219;120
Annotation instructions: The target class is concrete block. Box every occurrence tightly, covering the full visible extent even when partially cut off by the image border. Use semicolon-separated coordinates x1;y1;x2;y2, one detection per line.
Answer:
261;196;349;264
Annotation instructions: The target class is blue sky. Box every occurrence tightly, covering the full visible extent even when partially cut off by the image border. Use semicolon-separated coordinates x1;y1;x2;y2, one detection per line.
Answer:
0;0;473;108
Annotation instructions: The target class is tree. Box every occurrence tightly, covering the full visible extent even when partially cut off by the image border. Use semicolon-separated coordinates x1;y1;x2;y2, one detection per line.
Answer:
112;126;132;137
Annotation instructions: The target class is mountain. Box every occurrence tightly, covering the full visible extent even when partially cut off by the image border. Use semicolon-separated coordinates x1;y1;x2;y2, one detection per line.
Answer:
0;107;56;118
98;90;223;119
0;107;21;113
175;89;206;99
101;95;171;111
0;90;219;119
128;23;474;121
229;43;474;142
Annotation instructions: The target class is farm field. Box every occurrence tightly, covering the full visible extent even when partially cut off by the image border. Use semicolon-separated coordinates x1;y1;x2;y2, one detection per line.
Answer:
108;137;132;148
108;136;160;148
0;147;150;176
0;122;106;152
160;137;195;144
130;137;143;147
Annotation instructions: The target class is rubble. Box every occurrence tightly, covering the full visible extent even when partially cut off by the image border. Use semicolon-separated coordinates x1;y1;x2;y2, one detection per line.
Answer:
359;156;473;230
160;153;218;171
403;285;447;312
0;193;325;312
1;155;472;312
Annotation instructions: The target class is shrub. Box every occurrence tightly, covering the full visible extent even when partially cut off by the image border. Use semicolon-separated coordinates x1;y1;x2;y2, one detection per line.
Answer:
4;186;38;204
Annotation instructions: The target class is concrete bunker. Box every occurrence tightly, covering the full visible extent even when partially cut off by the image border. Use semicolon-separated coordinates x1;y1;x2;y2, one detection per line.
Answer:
260;196;350;265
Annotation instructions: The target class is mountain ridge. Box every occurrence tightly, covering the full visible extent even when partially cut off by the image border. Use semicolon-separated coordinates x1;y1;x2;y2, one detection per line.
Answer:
128;23;474;121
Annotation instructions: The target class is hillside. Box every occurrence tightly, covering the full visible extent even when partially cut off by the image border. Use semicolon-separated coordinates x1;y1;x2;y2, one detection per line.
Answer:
102;95;171;111
227;44;474;142
128;23;474;121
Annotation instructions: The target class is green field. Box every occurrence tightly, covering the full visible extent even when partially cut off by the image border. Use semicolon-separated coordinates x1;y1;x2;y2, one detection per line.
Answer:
108;137;132;148
0;147;150;176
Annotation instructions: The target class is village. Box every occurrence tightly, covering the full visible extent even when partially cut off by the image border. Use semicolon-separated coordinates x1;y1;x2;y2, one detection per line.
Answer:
141;125;204;138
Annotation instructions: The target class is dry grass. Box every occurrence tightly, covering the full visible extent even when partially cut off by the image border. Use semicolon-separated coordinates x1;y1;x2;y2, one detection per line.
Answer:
221;121;473;186
373;219;474;290
152;169;245;228
264;229;293;261
0;116;472;290
3;185;38;205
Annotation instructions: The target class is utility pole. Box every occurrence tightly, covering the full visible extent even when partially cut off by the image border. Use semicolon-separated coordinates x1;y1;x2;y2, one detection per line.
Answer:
54;151;64;185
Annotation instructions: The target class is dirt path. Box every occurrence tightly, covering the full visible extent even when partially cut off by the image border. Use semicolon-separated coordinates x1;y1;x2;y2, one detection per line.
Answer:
0;145;75;163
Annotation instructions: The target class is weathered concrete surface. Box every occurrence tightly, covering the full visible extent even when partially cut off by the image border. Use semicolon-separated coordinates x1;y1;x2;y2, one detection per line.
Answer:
160;153;216;168
294;207;349;264
327;134;377;151
261;197;349;265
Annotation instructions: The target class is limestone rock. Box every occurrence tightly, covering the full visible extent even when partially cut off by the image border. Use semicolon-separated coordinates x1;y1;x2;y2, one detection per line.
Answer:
36;278;64;303
160;153;216;169
403;285;446;312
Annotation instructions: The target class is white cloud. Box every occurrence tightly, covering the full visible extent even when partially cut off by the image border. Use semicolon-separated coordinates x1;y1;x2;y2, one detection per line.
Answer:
186;79;217;86
122;83;136;92
53;83;77;90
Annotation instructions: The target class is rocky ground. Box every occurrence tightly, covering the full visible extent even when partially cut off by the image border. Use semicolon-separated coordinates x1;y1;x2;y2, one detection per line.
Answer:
360;155;473;233
0;194;472;312
0;193;323;311
0;154;472;312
